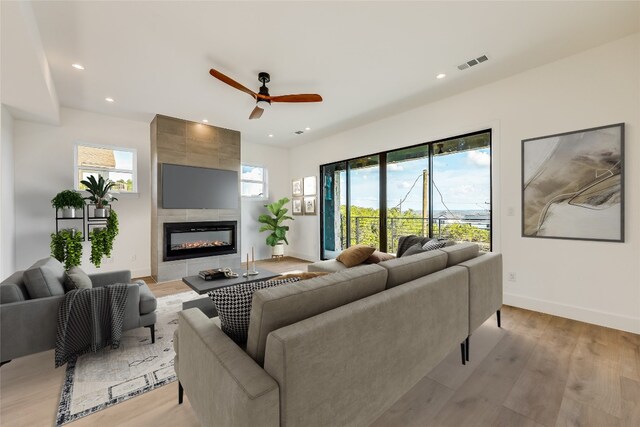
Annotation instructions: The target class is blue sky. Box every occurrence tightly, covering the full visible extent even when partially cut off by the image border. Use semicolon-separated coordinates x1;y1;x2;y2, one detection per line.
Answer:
343;148;490;213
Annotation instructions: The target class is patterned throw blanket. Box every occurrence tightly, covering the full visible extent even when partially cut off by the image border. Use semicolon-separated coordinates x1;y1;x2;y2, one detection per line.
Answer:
55;284;129;368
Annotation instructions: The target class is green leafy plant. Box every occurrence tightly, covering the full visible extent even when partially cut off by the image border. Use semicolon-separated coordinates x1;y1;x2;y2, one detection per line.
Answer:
51;190;85;210
80;175;119;208
258;198;294;247
89;210;119;268
50;229;83;270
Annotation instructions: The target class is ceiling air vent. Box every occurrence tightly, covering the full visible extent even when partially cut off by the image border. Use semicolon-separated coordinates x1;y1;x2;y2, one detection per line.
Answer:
458;54;489;71
294;130;304;135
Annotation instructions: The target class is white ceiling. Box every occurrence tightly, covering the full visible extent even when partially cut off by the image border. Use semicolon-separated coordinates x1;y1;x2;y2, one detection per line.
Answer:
19;1;640;146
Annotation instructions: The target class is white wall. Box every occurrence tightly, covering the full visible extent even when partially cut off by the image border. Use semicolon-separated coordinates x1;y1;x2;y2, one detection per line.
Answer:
13;107;151;277
241;141;291;261
288;34;640;333
0;105;16;279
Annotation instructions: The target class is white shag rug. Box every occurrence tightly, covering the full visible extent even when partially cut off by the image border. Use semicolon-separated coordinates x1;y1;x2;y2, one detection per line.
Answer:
55;290;200;426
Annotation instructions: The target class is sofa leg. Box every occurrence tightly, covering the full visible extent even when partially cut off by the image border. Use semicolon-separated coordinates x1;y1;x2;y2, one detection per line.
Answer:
178;381;184;404
146;324;155;344
465;336;470;362
460;343;466;365
497;309;502;328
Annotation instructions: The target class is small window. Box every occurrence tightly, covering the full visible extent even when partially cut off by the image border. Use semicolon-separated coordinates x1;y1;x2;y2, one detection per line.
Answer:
75;143;137;193
241;164;267;198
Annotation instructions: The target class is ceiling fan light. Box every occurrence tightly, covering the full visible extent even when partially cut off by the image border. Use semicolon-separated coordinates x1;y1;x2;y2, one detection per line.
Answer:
256;100;271;109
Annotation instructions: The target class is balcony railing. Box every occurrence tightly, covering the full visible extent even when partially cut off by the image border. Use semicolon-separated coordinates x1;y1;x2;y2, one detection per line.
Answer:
340;216;490;253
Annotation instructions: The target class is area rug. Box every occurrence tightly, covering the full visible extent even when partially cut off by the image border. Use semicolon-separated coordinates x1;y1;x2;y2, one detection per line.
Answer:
55;290;200;426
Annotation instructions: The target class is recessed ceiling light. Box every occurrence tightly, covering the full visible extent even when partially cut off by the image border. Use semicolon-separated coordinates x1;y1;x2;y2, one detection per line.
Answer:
305;127;311;131
268;134;274;138
202;119;208;123
72;63;85;70
105;97;114;103
436;73;446;79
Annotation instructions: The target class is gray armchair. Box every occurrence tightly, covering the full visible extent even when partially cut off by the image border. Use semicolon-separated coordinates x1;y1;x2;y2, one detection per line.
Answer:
0;257;157;364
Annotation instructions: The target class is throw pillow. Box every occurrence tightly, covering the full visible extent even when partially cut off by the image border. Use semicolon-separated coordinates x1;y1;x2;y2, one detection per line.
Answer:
366;251;396;264
64;267;93;291
401;243;426;257
274;272;330;281
336;245;376;267
208;278;300;344
396;235;432;257
422;240;447;251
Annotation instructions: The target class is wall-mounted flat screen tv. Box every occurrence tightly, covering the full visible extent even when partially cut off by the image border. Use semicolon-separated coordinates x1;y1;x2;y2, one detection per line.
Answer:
161;163;238;209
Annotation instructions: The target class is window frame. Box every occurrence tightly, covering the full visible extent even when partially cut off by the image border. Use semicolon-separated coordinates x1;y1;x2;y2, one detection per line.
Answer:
319;129;492;259
240;163;268;199
74;142;138;194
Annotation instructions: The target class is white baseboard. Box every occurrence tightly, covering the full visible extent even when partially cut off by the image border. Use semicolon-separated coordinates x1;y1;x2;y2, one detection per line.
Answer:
285;250;318;263
131;268;151;279
504;292;640;334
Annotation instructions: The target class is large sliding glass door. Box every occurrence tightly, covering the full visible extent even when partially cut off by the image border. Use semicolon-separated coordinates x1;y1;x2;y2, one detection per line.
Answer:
320;130;491;259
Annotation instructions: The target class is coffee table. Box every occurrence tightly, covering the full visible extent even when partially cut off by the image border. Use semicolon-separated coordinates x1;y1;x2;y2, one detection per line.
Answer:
181;268;279;317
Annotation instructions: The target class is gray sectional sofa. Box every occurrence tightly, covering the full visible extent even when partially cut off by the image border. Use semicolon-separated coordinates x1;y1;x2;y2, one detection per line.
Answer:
0;257;158;364
174;242;502;427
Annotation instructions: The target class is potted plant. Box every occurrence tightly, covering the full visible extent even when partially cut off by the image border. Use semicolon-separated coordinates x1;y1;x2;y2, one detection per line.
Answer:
80;175;118;217
50;229;83;270
51;190;85;218
89;210;119;268
258;197;294;257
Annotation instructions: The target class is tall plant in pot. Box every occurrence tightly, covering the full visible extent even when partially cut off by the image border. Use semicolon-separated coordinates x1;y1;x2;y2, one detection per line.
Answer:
51;190;85;218
81;175;118;217
258;197;293;257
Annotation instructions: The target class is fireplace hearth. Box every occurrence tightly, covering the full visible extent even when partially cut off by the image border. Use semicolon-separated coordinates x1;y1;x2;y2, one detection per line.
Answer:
163;221;237;261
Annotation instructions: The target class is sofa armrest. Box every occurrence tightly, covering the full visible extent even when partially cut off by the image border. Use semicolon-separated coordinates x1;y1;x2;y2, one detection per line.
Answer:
459;252;503;332
89;270;132;287
1;295;65;362
178;309;279;427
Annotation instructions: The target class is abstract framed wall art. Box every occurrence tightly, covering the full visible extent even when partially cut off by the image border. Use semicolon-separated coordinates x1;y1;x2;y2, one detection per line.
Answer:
292;197;303;216
522;123;624;242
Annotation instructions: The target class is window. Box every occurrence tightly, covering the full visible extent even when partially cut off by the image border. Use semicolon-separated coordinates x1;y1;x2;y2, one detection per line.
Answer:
241;164;267;198
75;143;137;193
320;130;491;259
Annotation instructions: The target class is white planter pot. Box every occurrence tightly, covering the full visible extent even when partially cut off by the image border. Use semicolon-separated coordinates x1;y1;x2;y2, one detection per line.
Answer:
62;207;77;218
94;208;107;218
272;243;285;257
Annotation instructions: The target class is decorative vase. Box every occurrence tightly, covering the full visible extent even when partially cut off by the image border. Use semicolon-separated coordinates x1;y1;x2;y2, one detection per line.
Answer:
272;243;284;257
62;207;76;218
94;208;107;218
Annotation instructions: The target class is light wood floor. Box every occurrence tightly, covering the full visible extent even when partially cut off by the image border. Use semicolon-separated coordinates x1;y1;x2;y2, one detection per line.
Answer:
1;257;639;426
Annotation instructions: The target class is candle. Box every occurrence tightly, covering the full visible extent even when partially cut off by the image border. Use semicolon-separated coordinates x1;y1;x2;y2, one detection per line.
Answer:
252;246;255;263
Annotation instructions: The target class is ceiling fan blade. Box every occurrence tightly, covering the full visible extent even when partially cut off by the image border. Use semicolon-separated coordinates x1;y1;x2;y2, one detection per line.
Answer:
249;106;264;120
269;94;323;103
209;69;257;99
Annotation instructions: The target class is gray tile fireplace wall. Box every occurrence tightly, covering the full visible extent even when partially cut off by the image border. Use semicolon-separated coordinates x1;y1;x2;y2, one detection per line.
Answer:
151;115;241;282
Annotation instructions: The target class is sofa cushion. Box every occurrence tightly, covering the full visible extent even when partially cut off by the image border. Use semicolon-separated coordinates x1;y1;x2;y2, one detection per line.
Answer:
336;245;376;267
138;283;157;315
422;240;447;251
209;278;300;345
23;258;66;299
274;272;330;281
64;267;92;291
379;249;448;289
246;264;388;365
440;242;480;267
396;235;432;257
307;259;349;273
366;251;395;264
0;271;29;303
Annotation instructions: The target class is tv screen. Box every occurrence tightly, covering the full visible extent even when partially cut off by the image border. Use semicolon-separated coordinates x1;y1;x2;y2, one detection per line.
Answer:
161;163;239;209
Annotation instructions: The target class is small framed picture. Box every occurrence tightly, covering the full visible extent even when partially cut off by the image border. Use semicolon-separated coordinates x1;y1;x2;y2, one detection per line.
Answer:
303;176;317;196
292;178;303;196
303;197;316;215
292;197;303;216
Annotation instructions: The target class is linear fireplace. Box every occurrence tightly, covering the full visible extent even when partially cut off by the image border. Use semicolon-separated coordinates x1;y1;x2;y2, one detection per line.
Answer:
163;221;237;261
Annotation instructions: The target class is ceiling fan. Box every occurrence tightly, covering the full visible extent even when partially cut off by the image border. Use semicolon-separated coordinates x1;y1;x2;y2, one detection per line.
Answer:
209;69;322;119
